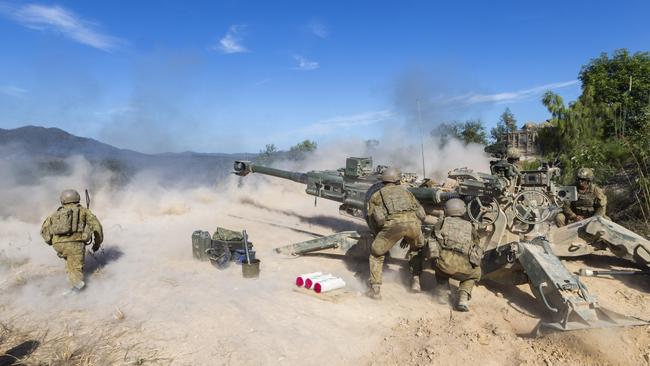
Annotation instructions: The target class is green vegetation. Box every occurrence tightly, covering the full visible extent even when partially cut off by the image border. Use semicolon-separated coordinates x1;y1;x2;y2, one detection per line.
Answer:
490;108;517;143
287;139;318;160
256;140;318;163
257;143;278;164
434;119;488;146
538;49;650;227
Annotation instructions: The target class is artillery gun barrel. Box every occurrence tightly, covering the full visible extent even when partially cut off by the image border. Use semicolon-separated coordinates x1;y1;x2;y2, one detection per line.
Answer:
408;187;458;205
234;161;309;184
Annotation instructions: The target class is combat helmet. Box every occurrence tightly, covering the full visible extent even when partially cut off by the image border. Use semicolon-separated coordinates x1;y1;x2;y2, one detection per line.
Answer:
60;189;81;204
444;198;466;217
381;167;401;183
576;168;594;181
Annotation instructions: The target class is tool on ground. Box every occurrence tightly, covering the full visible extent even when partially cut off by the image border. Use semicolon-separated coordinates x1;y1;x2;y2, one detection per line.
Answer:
241;230;260;278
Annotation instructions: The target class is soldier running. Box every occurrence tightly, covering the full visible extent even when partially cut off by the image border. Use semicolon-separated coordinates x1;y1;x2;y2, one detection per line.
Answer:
40;189;104;294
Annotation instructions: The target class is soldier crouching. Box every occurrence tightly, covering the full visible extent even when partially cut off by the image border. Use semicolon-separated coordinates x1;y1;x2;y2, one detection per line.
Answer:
40;189;104;294
430;198;482;312
366;167;426;300
555;167;607;227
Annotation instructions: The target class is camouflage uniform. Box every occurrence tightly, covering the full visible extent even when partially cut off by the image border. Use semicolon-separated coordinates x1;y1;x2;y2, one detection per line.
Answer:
431;215;482;310
555;182;607;227
367;183;425;297
41;194;103;289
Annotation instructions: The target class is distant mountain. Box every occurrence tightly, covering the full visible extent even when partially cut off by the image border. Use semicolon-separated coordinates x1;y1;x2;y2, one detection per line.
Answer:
0;125;255;186
0;125;145;160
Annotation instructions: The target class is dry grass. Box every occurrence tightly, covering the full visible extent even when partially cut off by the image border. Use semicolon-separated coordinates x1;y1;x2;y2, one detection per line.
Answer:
0;319;173;366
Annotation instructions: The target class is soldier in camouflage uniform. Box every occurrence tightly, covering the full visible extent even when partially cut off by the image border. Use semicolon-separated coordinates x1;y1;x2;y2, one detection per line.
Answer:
555;168;607;227
431;198;482;312
366;167;426;300
490;147;521;181
40;189;104;293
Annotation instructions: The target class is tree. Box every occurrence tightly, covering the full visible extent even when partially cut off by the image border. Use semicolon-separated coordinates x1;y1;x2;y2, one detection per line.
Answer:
579;49;650;136
434;122;462;145
433;120;487;146
460;119;488;145
500;107;518;133
489;121;507;144
257;143;278;164
287;140;317;160
537;49;650;225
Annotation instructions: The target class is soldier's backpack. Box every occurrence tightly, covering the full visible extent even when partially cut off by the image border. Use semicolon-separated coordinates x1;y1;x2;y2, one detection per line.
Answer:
213;227;244;242
50;208;74;235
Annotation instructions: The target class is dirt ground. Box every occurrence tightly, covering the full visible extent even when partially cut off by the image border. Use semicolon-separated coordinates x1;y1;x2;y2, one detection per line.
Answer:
1;175;649;366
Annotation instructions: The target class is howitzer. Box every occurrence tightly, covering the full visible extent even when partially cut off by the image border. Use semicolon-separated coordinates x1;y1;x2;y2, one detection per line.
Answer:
234;156;649;331
234;158;440;221
234;158;451;223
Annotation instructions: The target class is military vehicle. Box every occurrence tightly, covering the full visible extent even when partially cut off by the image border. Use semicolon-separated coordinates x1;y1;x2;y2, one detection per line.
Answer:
233;157;650;332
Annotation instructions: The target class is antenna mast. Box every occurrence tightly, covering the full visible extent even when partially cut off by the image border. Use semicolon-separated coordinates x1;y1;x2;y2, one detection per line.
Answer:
416;99;427;179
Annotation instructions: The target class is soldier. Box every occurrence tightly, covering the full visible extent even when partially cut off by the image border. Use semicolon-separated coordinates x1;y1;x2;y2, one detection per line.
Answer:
366;167;426;300
555;168;607;227
490;147;521;181
40;189;103;293
431;198;482;312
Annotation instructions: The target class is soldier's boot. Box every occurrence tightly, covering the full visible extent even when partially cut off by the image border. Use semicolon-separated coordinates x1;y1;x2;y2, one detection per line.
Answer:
63;281;85;298
457;291;470;312
410;275;421;293
366;284;382;300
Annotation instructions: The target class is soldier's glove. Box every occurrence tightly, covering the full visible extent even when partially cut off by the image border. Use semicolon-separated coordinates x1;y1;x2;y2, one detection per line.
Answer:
399;241;409;249
92;242;101;252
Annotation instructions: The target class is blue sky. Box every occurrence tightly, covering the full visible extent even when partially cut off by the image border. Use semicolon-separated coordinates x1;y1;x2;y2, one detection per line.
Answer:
0;0;648;153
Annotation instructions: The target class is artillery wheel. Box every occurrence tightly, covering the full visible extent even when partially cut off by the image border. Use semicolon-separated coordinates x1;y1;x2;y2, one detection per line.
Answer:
513;190;552;225
467;196;500;225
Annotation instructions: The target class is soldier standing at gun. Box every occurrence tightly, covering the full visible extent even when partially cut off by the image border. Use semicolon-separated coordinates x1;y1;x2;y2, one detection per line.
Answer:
40;189;103;294
366;167;426;300
430;198;482;312
555;167;607;226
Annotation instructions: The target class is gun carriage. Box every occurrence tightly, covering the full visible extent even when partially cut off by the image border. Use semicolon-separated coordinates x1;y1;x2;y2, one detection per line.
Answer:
233;156;650;332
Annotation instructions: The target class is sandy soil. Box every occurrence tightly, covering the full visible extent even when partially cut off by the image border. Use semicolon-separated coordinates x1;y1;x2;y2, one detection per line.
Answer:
1;175;649;365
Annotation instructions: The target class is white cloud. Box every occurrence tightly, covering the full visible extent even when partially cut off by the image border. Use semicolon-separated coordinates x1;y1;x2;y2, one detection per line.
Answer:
445;80;579;105
292;55;319;71
289;110;393;136
2;4;123;52
307;20;329;38
0;85;27;97
217;25;248;54
247;110;393;147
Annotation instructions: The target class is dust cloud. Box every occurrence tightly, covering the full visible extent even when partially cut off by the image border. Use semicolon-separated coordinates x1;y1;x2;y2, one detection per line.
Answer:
272;133;490;182
3;139;645;366
0;136;491;364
